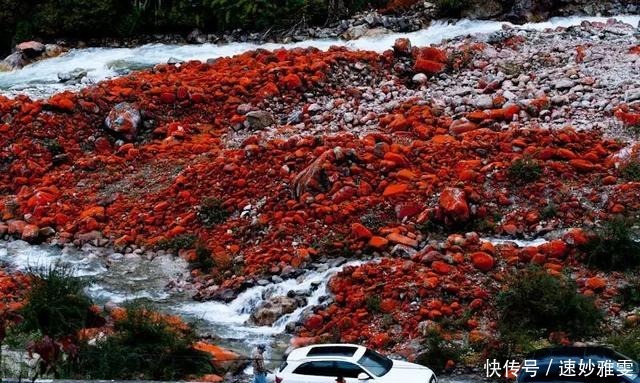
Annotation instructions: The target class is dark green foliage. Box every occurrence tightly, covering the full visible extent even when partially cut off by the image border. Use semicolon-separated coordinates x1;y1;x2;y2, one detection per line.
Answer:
156;233;198;251
60;305;213;380
541;201;557;219
19;266;93;339
43;138;64;155
416;329;464;373
197;197;229;227
609;328;640;362
193;243;215;272
580;216;640;271
620;160;640;182
435;0;470;18
618;282;640;309
497;267;602;342
508;156;543;183
0;0;387;55
365;295;381;313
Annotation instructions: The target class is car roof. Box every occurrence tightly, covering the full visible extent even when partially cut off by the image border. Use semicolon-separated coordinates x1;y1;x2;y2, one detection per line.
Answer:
525;346;638;364
287;344;367;363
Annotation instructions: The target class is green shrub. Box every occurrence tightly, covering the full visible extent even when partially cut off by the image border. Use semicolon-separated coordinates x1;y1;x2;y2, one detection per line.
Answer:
19;265;93;339
618;282;640;309
497;267;602;343
580;216;640;271
156;233;198;251
541;201;557;219
61;305;212;380
508;156;543;183
197;197;229;227
365;295;381;313
43;138;64;155
193;243;215;272
609;328;640;362
620;161;640;182
416;329;465;372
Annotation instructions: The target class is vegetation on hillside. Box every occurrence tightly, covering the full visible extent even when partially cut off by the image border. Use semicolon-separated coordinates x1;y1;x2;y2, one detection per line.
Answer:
0;0;387;55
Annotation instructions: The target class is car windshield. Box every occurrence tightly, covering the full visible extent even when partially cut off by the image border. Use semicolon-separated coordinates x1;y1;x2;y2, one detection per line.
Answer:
358;349;393;377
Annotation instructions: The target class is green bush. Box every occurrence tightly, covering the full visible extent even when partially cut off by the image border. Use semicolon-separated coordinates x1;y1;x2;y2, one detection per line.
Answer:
609;328;640;362
19;266;93;339
416;329;464;373
365;295;381;313
193;243;215;272
60;305;212;380
617;282;640;309
156;233;198;252
620;161;640;182
508;156;543;183
580;216;640;271
197;197;229;227
497;267;602;343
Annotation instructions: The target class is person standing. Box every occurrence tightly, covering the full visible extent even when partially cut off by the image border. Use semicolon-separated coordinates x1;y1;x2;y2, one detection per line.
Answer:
252;344;268;383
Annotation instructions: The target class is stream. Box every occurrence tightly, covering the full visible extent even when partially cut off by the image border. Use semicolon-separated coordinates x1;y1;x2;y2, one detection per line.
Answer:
1;15;639;99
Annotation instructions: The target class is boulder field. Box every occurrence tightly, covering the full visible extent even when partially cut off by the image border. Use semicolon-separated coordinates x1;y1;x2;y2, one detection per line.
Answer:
1;18;640;363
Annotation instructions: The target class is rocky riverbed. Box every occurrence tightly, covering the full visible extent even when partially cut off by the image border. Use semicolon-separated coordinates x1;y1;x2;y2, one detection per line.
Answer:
0;13;639;383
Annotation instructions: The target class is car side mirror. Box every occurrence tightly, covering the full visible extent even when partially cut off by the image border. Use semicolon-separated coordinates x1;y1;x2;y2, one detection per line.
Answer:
357;372;371;381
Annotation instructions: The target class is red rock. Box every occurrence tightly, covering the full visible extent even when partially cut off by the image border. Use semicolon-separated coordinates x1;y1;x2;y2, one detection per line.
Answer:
21;224;40;242
418;47;448;63
368;236;389;249
370;333;390;348
305;314;324;330
380;298;398;313
439;187;470;222
8;220;26;235
449;120;478;135
432;261;452;275
414;59;445;75
160;92;176;104
585;277;607;291
351;223;373;240
383;183;409;197
281;73;303;89
470;251;495;272
80;206;105;221
570;159;596;172
393;38;412;56
386;232;418;248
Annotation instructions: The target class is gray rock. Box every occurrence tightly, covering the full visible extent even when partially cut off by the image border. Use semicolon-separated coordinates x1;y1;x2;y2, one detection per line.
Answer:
474;94;494;110
248;296;299;326
553;79;575;90
58;68;88;83
245;110;275;130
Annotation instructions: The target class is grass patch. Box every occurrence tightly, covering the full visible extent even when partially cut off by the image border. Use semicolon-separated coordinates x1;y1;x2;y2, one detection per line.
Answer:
60;305;213;380
609;328;640;362
416;329;465;373
497;267;602;344
541;201;557;219
620;160;640;182
19;265;93;339
192;243;215;272
197;197;229;227
156;233;198;252
365;295;381;314
508;156;542;183
580;216;640;271
618;282;640;309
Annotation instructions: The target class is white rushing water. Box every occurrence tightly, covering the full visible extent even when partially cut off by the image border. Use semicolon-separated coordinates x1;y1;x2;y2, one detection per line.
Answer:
0;240;358;357
0;15;638;99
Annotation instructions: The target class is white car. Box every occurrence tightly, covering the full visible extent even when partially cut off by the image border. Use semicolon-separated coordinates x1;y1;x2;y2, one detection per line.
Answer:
274;344;437;383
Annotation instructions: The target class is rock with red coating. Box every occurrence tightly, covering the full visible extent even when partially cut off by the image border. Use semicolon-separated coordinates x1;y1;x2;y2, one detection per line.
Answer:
393;38;412;56
470;251;495;272
104;102;141;141
21;224;40;242
305;314;324;330
439;187;470;223
414;59;445;75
